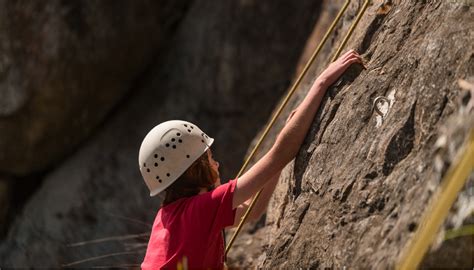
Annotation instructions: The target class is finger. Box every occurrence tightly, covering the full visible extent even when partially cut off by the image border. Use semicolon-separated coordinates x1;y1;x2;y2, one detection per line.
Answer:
341;53;365;69
336;51;360;65
343;50;356;59
346;49;357;55
346;49;359;57
352;55;363;63
350;53;363;61
339;52;354;63
339;50;354;60
343;54;361;63
349;52;361;60
351;57;364;64
342;51;360;62
342;57;362;67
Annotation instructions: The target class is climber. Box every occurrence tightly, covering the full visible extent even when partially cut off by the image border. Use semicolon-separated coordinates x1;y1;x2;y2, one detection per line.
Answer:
138;49;363;269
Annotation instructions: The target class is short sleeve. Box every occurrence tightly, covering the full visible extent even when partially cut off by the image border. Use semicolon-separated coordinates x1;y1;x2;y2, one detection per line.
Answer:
186;179;237;233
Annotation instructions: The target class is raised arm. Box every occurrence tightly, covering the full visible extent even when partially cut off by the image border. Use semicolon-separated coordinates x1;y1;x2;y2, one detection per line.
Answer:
233;50;363;208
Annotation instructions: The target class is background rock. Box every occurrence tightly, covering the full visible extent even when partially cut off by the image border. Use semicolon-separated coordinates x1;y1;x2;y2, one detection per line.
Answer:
227;0;474;268
0;0;322;267
0;0;190;175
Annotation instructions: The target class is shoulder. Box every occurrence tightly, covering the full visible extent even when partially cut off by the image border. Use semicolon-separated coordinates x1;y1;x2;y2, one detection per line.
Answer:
202;179;237;201
184;179;237;212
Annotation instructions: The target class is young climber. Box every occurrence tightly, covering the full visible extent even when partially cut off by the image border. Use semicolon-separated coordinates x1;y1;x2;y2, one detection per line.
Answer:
139;50;363;269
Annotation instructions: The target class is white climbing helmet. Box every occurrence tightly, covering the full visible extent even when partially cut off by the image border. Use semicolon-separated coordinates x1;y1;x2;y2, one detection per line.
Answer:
138;120;214;197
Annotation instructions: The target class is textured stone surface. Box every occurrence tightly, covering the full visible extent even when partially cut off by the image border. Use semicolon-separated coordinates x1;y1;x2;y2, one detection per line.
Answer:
0;0;190;175
0;0;322;267
228;0;474;268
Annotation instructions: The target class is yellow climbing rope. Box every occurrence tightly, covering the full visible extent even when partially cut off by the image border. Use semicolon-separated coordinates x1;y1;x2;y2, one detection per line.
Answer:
224;0;352;258
331;0;371;62
397;129;474;269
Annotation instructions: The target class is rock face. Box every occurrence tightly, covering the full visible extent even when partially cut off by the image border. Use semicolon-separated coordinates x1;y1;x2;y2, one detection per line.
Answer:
228;0;474;268
0;0;190;175
0;1;322;267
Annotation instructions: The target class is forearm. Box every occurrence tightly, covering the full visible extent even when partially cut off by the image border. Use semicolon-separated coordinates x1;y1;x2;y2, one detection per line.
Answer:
271;79;328;166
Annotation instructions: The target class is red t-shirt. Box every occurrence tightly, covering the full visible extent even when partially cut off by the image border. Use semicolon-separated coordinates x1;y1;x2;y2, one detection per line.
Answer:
141;179;237;270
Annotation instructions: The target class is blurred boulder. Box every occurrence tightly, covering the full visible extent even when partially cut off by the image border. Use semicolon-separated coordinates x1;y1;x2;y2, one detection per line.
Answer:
0;0;190;175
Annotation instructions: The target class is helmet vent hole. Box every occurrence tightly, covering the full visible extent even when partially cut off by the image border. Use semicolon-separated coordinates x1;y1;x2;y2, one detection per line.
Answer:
201;140;205;143
190;126;194;129
186;155;190;158
154;163;158;167
178;139;182;143
154;154;158;158
166;143;170;147
147;169;150;173
177;133;181;136
143;163;146;167
187;129;191;133
158;179;162;183
172;145;176;149
156;176;159;179
166;173;170;177
161;157;165;161
171;138;175;142
184;124;188;127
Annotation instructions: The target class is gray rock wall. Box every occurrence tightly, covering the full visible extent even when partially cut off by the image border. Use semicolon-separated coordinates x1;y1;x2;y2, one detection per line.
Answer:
229;0;474;268
0;0;190;175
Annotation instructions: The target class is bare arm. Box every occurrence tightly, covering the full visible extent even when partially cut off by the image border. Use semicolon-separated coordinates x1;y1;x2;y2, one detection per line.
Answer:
233;50;363;208
230;109;295;225
231;171;280;226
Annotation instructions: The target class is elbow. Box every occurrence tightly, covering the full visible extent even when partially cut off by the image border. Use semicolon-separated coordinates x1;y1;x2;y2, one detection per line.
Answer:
247;212;263;223
248;207;267;223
